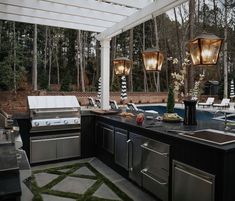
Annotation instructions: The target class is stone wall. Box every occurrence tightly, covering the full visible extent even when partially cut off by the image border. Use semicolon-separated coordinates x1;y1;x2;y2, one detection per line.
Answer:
0;91;168;115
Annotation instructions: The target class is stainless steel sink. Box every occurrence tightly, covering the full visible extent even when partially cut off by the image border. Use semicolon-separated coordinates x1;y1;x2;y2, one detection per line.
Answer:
178;129;235;145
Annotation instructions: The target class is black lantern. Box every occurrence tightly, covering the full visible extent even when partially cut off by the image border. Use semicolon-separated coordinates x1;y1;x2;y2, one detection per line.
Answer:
142;48;164;72
189;32;223;66
113;57;131;76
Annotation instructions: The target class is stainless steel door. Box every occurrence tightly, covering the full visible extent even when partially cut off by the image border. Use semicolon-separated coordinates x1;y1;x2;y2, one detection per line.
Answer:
57;135;80;159
115;128;128;170
102;126;114;154
30;137;57;163
172;160;215;201
128;132;147;186
141;139;170;201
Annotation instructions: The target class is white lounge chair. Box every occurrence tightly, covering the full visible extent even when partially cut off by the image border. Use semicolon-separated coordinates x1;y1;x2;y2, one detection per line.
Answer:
88;97;97;107
213;98;230;109
95;99;101;108
110;100;119;110
127;103;139;111
198;97;215;107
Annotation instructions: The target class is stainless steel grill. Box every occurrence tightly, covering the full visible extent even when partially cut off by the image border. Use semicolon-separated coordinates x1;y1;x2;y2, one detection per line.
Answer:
28;96;81;132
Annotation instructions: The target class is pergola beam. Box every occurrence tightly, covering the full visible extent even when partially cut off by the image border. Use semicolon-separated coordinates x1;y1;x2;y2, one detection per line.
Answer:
97;0;188;40
43;0;137;16
0;0;125;23
0;4;114;31
100;0;153;9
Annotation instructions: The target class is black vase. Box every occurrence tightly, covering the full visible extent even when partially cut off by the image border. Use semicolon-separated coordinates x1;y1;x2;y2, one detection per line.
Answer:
183;99;197;125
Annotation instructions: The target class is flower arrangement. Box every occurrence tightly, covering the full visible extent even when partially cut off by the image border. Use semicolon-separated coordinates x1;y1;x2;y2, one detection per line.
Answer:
169;54;205;100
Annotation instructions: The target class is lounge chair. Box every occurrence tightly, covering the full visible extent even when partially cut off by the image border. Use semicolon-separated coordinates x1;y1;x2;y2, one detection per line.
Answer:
213;98;230;109
95;99;101;108
88;97;97;107
198;97;215;107
127;103;139;111
110;100;119;110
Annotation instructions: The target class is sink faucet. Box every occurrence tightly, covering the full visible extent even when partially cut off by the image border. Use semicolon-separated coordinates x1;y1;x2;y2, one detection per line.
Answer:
214;110;229;131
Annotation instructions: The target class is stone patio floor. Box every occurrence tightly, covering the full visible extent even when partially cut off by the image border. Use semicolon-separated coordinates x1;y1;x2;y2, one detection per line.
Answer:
21;157;157;201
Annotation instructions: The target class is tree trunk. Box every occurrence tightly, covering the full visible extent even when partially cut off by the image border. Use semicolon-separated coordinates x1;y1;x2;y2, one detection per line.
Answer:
55;42;60;85
153;16;160;92
129;29;133;92
188;0;196;93
44;26;48;71
48;28;52;88
143;23;148;92
79;31;85;92
224;0;228;98
13;21;16;92
76;30;80;90
173;8;182;67
32;24;38;91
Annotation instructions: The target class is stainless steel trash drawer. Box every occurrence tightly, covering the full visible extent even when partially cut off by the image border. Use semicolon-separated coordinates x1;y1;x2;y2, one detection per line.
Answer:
141;138;170;201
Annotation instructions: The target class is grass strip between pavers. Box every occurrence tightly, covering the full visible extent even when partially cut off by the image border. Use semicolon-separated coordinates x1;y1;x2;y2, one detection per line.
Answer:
24;162;133;201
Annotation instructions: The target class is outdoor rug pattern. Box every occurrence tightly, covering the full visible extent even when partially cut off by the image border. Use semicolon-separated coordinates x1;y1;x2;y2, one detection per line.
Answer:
24;162;133;201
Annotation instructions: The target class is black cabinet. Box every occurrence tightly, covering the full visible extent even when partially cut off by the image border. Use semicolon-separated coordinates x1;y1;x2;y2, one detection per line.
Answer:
114;128;128;170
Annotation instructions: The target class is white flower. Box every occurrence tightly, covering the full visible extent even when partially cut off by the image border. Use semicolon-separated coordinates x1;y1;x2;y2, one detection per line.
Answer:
173;58;178;64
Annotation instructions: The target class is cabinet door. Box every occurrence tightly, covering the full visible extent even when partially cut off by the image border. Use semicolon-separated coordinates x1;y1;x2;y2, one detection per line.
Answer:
30;137;57;163
57;135;81;159
102;126;114;154
128;132;147;186
115;128;128;170
172;160;215;201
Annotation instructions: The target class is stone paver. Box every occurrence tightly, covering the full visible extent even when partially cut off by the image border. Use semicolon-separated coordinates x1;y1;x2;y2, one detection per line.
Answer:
93;183;122;201
34;173;58;188
52;176;96;194
73;166;96;176
58;168;71;173
42;194;76;201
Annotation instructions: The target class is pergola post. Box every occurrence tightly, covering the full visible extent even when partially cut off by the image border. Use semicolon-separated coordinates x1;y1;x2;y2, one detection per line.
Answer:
100;38;111;109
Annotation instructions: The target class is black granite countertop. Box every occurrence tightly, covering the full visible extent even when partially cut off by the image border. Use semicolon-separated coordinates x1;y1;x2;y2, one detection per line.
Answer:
94;113;235;151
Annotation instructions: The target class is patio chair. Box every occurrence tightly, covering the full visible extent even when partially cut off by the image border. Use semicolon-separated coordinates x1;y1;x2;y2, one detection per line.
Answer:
213;98;230;109
110;100;119;110
95;99;101;108
198;97;215;107
127;103;139;111
88;97;97;108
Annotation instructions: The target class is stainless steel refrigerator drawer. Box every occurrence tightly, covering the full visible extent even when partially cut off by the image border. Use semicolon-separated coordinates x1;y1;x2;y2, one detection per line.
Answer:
172;160;215;201
141;169;168;201
141;139;170;179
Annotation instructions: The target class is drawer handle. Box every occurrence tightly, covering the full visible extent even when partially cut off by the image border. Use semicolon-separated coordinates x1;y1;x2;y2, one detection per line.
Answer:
141;144;168;157
141;169;168;186
127;139;133;171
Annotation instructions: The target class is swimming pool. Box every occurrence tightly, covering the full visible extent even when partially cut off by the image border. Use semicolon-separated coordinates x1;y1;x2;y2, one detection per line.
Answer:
138;105;215;121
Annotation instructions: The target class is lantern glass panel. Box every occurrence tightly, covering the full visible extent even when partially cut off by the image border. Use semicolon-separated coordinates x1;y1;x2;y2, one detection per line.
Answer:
189;39;201;65
200;39;222;65
142;51;164;71
113;59;131;76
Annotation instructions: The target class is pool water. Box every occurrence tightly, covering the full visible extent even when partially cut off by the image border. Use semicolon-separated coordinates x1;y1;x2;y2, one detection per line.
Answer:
138;105;215;121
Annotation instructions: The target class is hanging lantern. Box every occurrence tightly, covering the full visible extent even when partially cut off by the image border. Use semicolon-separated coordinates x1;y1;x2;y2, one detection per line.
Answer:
142;48;164;72
113;57;131;76
189;32;223;66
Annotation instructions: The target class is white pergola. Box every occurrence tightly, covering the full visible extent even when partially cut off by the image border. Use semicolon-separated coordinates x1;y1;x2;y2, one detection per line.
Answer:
0;0;188;109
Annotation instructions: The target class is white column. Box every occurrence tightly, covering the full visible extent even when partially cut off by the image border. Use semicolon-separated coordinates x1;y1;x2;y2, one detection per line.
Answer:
100;38;111;110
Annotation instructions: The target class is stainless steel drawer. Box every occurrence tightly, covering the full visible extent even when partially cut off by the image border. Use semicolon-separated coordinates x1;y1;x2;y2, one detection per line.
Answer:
141;169;168;201
141;139;170;179
30;137;57;163
141;138;170;201
57;135;81;159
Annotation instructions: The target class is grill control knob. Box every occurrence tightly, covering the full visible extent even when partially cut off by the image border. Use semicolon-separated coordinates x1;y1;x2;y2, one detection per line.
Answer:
64;120;68;125
74;119;78;124
46;121;50;126
34;122;39;127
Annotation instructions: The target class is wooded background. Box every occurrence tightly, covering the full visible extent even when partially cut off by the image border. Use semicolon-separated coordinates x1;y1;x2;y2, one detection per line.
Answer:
0;0;234;97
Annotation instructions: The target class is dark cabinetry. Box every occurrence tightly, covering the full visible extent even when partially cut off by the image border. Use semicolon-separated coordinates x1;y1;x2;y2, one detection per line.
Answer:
115;128;128;170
